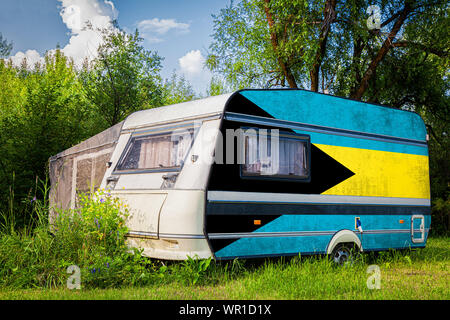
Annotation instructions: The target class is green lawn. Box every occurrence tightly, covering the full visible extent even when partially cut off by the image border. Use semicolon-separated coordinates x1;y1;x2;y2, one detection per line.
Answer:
1;237;448;300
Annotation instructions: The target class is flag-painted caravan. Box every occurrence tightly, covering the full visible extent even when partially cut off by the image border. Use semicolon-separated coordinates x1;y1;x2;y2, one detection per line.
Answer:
49;89;431;262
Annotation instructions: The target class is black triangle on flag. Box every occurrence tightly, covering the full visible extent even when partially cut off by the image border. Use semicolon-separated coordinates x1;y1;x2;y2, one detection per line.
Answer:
309;144;355;194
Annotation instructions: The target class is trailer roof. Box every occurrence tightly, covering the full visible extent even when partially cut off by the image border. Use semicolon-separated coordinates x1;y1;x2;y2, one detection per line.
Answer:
122;93;233;130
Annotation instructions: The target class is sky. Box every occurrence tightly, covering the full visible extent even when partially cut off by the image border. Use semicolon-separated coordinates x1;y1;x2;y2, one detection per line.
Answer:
0;0;228;94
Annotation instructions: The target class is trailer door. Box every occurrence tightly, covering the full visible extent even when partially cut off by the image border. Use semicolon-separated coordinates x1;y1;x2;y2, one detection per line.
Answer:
114;191;167;239
107;126;196;239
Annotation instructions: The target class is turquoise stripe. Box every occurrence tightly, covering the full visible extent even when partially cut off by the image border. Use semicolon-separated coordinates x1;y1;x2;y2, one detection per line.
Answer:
239;90;427;144
214;214;430;258
295;130;428;156
215;235;330;257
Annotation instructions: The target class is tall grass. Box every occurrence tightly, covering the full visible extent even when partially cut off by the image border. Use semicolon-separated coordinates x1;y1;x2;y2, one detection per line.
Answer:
0;181;448;299
2;239;447;299
0;185;157;289
0;184;243;290
0;175;49;235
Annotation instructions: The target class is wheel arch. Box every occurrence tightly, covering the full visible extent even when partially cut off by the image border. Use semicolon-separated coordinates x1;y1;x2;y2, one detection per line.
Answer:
326;229;362;255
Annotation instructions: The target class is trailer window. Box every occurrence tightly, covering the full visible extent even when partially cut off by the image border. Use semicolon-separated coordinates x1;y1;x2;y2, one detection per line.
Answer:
115;129;194;172
242;130;309;180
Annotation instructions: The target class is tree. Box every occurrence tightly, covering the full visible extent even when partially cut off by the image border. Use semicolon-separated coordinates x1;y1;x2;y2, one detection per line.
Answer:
0;33;13;58
207;0;448;100
81;24;165;129
162;72;197;105
206;0;344;90
206;75;233;96
0;49;92;220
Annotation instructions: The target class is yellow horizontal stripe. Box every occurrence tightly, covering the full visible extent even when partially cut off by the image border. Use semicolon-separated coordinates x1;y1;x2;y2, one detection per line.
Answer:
315;144;430;199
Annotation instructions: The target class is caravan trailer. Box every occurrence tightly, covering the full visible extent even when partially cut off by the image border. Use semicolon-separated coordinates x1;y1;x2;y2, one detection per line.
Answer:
49;89;431;262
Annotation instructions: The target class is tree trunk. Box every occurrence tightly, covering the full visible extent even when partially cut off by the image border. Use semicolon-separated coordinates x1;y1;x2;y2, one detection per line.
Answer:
263;0;298;88
350;1;413;100
350;38;363;97
310;0;337;92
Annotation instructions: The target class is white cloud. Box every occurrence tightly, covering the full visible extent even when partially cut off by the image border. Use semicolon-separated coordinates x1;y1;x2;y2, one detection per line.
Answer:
178;50;205;75
138;18;189;35
9;0;118;68
8;49;44;68
137;18;190;43
178;50;213;94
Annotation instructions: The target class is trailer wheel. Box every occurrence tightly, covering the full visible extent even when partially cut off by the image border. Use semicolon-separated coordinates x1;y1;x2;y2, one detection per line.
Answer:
330;243;356;265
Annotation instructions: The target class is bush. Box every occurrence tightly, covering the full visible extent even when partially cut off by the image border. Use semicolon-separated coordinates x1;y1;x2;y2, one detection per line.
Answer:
0;189;157;289
430;197;450;236
0;186;246;290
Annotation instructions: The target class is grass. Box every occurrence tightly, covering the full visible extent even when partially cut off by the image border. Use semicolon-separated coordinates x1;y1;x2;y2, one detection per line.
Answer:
0;237;448;300
1;185;448;300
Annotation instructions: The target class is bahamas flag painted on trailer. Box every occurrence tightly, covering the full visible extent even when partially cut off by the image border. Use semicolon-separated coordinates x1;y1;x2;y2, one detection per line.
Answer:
207;89;430;259
237;89;430;200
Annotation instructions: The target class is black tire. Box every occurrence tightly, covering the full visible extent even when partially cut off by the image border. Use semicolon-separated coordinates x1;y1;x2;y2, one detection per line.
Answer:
330;243;356;265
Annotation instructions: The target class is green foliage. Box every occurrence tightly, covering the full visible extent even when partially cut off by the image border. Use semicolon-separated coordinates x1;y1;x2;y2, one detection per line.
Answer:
0;205;449;300
0;33;13;58
81;26;165;129
207;0;277;88
207;0;357;89
0;188;157;289
206;75;233;96
162;72;197;104
0;187;235;290
180;256;212;285
430;197;450;236
53;190;130;259
0;23;174;226
0;60;26;121
0;50;94;226
208;0;448;97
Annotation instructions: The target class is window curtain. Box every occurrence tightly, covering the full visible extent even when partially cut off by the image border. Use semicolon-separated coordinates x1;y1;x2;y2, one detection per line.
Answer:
244;135;306;177
244;135;260;173
137;132;193;169
279;140;305;176
138;136;171;168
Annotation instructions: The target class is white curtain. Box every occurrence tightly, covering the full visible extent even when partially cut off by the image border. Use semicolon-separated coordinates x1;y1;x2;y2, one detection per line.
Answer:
244;134;306;177
260;133;279;175
138;136;171;168
137;131;193;169
279;140;305;176
244;135;259;173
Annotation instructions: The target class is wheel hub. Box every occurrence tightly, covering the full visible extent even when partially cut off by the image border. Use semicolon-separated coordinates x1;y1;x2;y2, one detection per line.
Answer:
333;248;350;265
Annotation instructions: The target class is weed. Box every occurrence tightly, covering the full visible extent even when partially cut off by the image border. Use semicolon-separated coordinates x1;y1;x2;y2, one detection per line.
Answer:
0;188;157;289
180;256;212;285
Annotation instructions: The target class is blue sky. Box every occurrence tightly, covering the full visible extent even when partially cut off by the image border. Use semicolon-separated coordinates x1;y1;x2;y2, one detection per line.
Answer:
0;0;228;94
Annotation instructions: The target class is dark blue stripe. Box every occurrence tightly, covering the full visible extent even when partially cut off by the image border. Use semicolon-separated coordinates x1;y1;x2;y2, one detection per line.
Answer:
206;201;431;216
